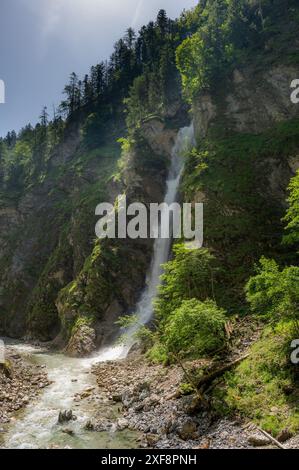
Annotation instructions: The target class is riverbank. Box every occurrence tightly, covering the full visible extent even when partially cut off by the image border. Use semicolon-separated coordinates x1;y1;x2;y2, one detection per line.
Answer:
89;352;299;449
0;347;50;427
1;337;298;450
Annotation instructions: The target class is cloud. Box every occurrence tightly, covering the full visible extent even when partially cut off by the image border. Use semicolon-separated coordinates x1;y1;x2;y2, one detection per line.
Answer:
41;0;63;38
131;0;144;28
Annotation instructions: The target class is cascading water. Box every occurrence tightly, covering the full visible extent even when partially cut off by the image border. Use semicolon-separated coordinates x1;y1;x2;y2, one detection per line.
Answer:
99;122;195;360
1;123;195;449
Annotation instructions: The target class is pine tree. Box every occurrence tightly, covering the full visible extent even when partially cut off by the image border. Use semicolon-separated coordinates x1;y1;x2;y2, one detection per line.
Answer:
39;106;49;127
157;9;168;37
124;27;136;50
60;72;80;116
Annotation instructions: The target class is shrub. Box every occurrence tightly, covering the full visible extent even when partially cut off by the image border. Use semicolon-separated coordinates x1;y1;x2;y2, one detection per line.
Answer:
163;299;227;359
283;170;299;246
155;244;217;323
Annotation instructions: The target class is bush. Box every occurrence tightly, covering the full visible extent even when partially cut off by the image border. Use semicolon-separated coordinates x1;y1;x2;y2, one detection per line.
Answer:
155;244;217;323
147;342;168;364
163;299;227;359
283;170;299;246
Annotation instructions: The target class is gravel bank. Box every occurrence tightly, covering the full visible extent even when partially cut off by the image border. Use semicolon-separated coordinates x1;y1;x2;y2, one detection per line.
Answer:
0;347;50;426
89;354;298;449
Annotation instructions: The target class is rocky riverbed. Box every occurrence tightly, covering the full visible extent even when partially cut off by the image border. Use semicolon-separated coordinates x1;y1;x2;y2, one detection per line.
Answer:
0;347;50;427
1;341;298;450
83;353;299;450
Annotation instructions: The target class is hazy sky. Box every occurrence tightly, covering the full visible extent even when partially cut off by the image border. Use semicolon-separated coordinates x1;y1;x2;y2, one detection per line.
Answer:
0;0;198;136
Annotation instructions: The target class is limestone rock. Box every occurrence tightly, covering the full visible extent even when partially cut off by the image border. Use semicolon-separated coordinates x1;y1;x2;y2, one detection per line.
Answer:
66;325;96;358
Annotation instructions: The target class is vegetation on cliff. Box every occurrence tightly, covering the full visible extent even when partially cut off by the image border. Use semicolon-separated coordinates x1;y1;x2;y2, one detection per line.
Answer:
1;0;299;442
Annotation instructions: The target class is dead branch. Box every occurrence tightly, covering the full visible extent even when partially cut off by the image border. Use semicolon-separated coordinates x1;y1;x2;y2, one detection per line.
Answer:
197;354;250;390
256;426;286;450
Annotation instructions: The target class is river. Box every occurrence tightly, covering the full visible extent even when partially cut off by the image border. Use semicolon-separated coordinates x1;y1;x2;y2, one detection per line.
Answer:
1;340;139;449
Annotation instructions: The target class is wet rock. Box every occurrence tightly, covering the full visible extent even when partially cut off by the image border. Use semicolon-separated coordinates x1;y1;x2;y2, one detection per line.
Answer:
122;390;135;408
84;420;95;431
136;382;151;393
181;395;202;415
117;418;129;431
62;428;75;436
112;394;122;403
93;418;114;432
146;433;160;447
139;389;150;401
0;347;49;426
58;410;77;424
134;403;144;413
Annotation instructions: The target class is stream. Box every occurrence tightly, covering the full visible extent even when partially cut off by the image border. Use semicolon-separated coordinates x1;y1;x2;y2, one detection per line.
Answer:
1;340;138;449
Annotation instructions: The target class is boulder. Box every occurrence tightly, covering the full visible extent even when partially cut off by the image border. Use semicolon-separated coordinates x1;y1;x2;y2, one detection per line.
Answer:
58;410;77;424
177;419;198;441
66;325;96;358
248;433;270;447
117;418;129;431
277;428;293;443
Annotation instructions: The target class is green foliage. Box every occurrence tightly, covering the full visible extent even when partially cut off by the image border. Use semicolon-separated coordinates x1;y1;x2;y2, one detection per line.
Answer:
213;321;299;437
246;258;299;333
179;382;195;395
147;341;168;364
71;316;95;336
164;299;227;359
115;315;138;329
155;244;217;322
148;244;226;362
283;170;299;246
176;0;298;101
182;120;299;309
26;229;74;341
176;0;237;101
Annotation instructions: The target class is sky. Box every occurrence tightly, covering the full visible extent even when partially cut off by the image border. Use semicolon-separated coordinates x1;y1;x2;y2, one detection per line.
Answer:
0;0;198;137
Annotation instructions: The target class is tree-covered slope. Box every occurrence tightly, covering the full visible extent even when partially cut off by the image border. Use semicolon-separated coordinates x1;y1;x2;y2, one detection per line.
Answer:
0;9;190;348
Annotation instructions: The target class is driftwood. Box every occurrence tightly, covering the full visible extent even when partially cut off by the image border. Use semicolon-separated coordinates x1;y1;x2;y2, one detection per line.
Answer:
197;354;250;391
256;427;286;450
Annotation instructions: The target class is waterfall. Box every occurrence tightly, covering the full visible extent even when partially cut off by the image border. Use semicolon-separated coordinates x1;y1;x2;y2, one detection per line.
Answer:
97;123;195;361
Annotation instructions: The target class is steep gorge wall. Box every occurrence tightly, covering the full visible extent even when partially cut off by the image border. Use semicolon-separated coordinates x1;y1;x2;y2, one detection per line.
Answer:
183;57;299;309
0;123;121;340
0;100;189;353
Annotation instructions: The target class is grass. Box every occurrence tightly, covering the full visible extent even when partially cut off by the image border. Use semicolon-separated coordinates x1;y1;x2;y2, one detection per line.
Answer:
212;321;299;437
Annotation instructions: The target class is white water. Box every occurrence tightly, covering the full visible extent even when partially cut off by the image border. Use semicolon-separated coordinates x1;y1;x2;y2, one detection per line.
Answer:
2;341;138;449
2;123;195;449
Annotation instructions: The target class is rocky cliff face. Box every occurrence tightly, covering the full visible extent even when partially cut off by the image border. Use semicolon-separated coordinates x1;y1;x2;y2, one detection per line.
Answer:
182;54;299;310
194;64;299;135
0;101;188;353
193;63;299;202
0;123;121;340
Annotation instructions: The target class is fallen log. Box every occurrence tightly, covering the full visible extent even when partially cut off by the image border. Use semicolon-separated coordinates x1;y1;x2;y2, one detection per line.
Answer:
197;354;250;390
